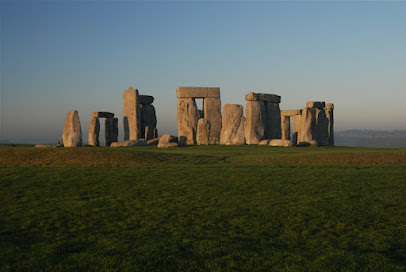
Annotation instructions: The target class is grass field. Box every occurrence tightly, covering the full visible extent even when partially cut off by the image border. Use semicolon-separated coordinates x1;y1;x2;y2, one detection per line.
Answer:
1;145;406;271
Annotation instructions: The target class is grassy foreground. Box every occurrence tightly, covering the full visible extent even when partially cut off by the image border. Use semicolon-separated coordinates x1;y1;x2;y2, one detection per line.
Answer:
1;145;406;271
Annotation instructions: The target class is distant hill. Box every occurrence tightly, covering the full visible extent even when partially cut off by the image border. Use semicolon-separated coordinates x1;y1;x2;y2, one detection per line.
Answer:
335;130;406;148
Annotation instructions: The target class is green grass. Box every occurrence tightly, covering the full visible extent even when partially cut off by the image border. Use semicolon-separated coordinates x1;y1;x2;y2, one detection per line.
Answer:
1;145;406;271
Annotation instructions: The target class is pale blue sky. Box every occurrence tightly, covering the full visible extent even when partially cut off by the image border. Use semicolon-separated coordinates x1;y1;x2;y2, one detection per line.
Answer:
1;1;405;143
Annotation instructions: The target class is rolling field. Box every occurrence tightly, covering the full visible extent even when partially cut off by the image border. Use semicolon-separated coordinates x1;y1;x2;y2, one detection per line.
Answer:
1;145;406;271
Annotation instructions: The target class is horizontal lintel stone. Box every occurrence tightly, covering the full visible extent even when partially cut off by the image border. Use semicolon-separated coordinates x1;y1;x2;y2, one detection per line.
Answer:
245;92;281;103
281;109;302;116
91;112;114;118
176;87;220;98
306;101;325;109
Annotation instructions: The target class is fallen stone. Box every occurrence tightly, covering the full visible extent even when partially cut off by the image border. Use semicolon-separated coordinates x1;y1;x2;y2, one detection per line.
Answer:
196;118;211;145
139;95;154;105
298;140;318;147
35;144;56;148
146;137;161;146
176;87;220;98
245;101;266;144
281;115;290;140
265;102;281;139
110;139;147;147
159;134;176;144
245;92;281;103
88;117;100;146
62;110;82;147
306;101;325;109
203;97;221;144
220;104;245;145
269;139;293;147
177;98;199;145
258;139;270;145
123;86;141;140
281;109;301;116
91;112;114;118
158;142;178;148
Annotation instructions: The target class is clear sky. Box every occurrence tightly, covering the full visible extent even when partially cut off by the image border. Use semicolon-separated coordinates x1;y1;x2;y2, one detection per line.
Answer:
1;1;405;143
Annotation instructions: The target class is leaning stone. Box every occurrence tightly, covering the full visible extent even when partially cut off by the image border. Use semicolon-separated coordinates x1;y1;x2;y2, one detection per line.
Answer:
139;95;154;105
245;101;266;145
123;86;141;140
88;117;100;146
196;118;211;145
245;92;281;103
91;112;114;118
158;142;178;148
269;139;293;147
176;87;220;98
203;97;221;144
325;103;334;110
281;115;290;140
110;139;147;147
265;102;281;139
177;98;199;145
298;107;317;143
220;104;245;145
316;109;329;146
281;109;301;116
258;139;270;145
306;101;325;109
146;137;161;146
62;110;82;147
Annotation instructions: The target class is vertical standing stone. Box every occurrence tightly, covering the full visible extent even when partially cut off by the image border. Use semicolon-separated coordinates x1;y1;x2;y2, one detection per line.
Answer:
281;115;290;140
265;103;281;139
299;107;317;143
62;110;82;147
316;109;329;146
196;118;211;145
105;118;117;147
220;104;245;145
292;114;302;145
325;103;334;146
88;117;100;146
123;86;141;140
177;98;199;145
203;97;221;144
245;101;266;144
141;104;157;140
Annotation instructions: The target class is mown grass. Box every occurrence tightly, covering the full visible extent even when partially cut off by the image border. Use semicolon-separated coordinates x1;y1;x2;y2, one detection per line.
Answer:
1;145;406;271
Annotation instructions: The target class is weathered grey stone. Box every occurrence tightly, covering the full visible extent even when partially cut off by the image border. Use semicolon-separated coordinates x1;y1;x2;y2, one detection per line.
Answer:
88;117;100;146
245;101;266;145
326;107;334;146
281;109;301;116
265;102;281;139
196;118;211;145
105;118;118;147
158;142;178;148
220;104;245;145
269;139;293;147
245;92;281;103
62;110;82;147
306;101;325;109
281;115;290;140
292;114;302;146
176;87;220;98
177;98;199;145
258;139;270;145
139;95;154;105
141;104;157;140
123;86;141;140
204;97;222;144
316;109;329;146
299;107;317;143
298;140;318;147
325;103;334;110
110;139;147;147
91;112;114;118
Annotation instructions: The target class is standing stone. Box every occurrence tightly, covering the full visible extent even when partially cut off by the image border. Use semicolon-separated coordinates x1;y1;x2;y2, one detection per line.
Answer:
203;97;221;144
325;103;334;146
281;115;290;140
88;117;100;146
316;109;329;146
141;104;157;140
265;102;281;139
220;104;245;145
299;107;317;143
123;86;141;141
177;98;199;145
139;95;154;105
62;110;82;147
245;101;266;145
196;118;211;145
292;114;302;145
105;118;118;147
